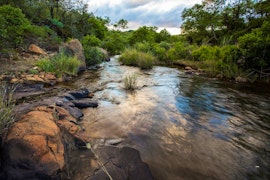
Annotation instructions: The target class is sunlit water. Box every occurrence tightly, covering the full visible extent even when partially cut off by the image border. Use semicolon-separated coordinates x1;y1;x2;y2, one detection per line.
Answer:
65;56;270;180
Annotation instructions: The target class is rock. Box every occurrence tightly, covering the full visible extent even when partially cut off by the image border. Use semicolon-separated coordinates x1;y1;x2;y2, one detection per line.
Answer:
62;93;76;101
10;78;19;83
61;39;86;72
90;146;154;180
96;47;110;61
71;99;98;109
61;104;84;120
28;44;46;55
69;88;90;99
105;138;124;146
236;76;248;83
185;66;193;71
2;110;64;178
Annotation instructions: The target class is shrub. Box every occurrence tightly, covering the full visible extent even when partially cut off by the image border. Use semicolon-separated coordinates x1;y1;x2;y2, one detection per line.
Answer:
84;47;106;66
191;45;220;61
137;52;156;69
36;52;81;78
0;82;16;137
0;5;32;48
123;73;137;90
134;42;151;53
119;49;156;69
82;35;101;47
36;59;54;72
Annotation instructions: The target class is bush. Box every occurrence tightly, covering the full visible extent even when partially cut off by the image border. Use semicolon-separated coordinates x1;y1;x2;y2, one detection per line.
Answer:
119;49;156;69
0;82;15;137
0;5;32;48
123;73;137;90
84;47;106;66
36;52;81;78
82;35;101;47
191;45;220;61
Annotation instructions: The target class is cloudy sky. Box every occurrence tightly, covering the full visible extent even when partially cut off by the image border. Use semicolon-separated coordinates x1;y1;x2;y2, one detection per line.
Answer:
86;0;202;35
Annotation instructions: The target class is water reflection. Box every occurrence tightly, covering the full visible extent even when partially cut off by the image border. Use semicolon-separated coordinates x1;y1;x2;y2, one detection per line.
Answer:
68;57;270;179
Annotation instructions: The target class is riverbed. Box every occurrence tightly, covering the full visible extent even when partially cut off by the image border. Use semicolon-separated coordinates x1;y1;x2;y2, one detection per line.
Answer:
60;56;270;180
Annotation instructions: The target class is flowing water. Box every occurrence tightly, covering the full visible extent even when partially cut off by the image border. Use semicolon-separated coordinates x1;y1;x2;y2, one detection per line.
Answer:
64;56;270;180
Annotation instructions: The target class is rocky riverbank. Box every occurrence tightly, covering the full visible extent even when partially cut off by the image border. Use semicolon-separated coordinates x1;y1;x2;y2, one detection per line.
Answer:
0;88;154;179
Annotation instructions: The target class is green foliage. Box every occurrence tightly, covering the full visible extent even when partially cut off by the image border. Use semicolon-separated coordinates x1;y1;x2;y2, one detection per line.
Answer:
192;46;221;61
134;42;152;53
101;31;130;55
50;18;64;28
129;26;157;45
123;73;137;90
0;82;15;136
119;49;156;69
238;21;270;69
28;69;39;75
36;59;54;72
82;35;101;47
36;52;81;78
0;5;31;48
84;47;105;66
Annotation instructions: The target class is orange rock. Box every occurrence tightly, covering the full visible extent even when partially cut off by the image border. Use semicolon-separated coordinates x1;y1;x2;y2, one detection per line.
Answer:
28;44;46;55
6;110;64;175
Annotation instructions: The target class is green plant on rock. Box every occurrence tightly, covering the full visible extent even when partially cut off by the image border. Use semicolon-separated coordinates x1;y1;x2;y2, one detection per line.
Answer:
123;73;137;91
0;82;16;137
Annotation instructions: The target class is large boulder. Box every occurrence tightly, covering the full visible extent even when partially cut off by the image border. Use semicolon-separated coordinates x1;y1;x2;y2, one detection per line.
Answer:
96;47;110;62
61;39;86;72
1;109;65;179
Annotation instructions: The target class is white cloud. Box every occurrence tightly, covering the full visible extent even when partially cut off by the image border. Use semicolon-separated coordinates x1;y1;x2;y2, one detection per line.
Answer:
86;0;202;34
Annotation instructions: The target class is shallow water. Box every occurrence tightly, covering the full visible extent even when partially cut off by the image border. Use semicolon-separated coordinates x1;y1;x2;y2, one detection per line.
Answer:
65;56;270;180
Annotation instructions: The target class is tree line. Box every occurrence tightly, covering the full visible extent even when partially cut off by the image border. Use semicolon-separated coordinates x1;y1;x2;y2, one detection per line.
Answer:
0;0;269;81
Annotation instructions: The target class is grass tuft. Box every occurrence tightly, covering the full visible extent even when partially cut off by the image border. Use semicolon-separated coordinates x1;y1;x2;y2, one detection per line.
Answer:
0;82;16;137
123;73;137;90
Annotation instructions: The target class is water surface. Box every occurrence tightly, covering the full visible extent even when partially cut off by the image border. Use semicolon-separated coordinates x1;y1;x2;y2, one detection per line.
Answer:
67;56;270;180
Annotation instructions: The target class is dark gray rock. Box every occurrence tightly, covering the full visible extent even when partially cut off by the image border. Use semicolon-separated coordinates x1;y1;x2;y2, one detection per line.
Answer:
89;146;154;180
61;104;83;120
61;93;76;101
0;139;60;180
69;88;90;99
71;99;98;109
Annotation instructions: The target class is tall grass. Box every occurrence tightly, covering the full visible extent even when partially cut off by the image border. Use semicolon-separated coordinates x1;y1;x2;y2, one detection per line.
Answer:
0;82;16;137
123;73;137;90
119;48;156;69
36;52;81;78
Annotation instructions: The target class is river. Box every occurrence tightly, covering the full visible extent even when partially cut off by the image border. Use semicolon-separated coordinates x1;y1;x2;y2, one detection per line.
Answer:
62;56;270;180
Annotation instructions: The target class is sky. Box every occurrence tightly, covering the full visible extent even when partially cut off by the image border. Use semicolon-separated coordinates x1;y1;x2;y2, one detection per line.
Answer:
86;0;202;35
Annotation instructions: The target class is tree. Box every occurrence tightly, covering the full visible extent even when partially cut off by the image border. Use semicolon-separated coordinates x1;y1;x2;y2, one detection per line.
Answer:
181;0;225;44
129;26;157;45
113;19;128;31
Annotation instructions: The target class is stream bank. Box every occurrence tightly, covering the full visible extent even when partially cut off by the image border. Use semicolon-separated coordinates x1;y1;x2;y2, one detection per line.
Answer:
0;85;154;179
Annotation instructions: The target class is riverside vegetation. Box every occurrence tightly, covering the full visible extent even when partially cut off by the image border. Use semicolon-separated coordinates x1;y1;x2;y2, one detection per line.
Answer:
1;1;269;81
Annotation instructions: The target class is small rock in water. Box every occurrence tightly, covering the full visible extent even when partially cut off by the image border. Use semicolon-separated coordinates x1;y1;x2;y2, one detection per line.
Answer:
105;138;124;146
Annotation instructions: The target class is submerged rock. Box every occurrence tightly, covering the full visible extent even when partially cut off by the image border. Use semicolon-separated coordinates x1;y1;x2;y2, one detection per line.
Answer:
64;146;154;180
89;146;154;180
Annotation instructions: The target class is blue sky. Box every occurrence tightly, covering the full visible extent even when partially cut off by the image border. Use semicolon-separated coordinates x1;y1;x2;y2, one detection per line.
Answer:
86;0;202;35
